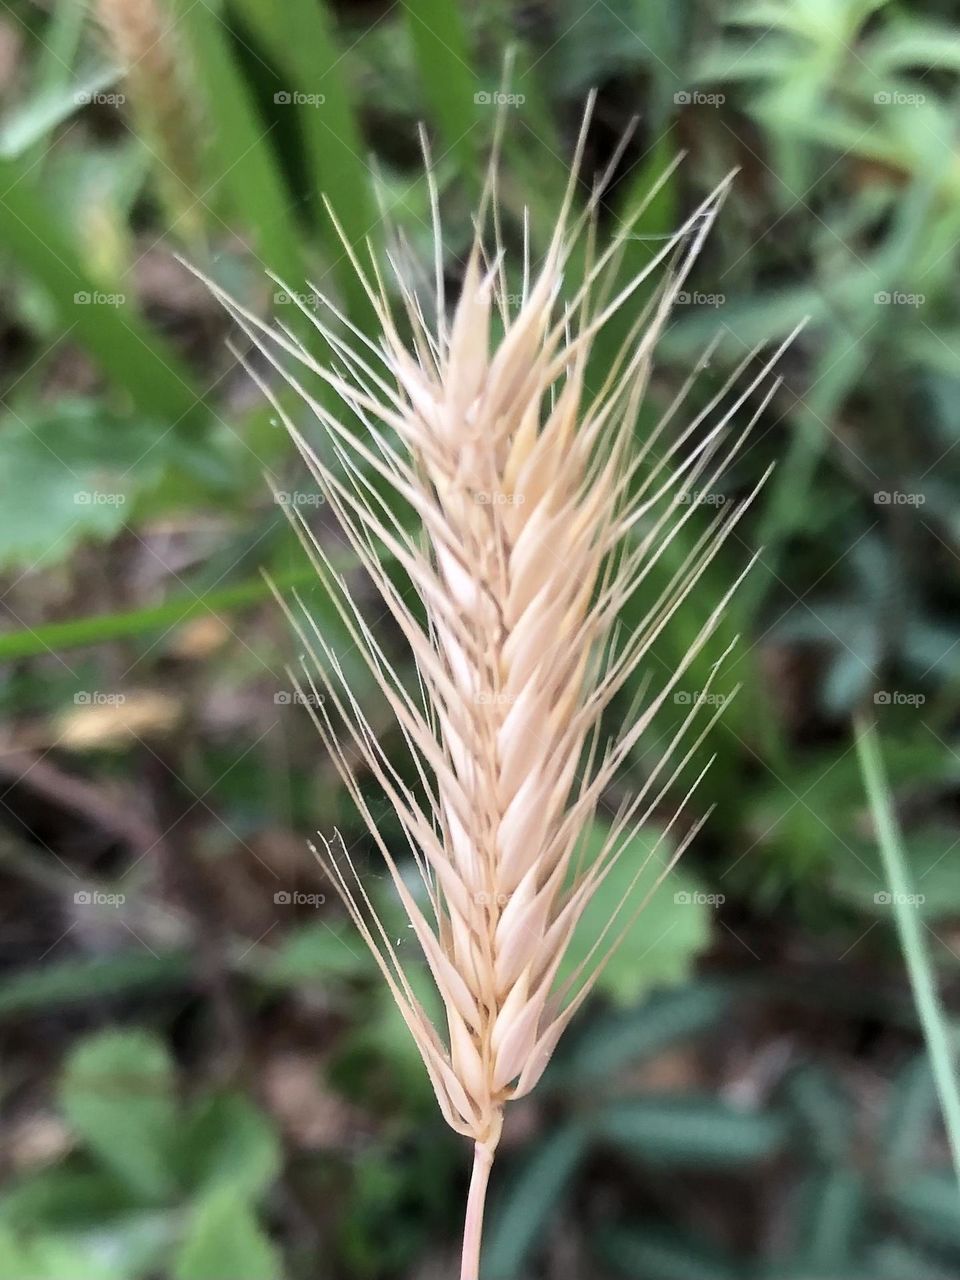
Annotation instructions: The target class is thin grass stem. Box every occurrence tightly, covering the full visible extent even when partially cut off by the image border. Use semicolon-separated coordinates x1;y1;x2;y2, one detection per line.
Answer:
854;713;960;1184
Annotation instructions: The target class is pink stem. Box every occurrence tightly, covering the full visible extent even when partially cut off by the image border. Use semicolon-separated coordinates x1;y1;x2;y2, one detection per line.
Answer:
460;1140;495;1280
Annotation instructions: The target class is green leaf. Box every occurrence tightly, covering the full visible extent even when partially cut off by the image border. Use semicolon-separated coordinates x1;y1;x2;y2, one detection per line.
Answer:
0;950;192;1018
404;0;480;185
887;1171;960;1248
596;1225;742;1280
480;1125;587;1280
0;65;120;159
884;1054;939;1172
59;1030;179;1203
557;821;714;1004
174;1189;283;1280
791;1168;866;1272
0;403;167;571
178;1094;281;1200
167;0;304;289
0;157;204;427
0;566;319;662
230;0;377;327
0;1226;127;1280
556;982;735;1084
783;1066;853;1162
595;1096;788;1167
259;919;373;987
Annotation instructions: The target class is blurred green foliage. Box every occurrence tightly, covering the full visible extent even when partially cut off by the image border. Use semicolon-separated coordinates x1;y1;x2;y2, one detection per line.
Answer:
2;0;960;1277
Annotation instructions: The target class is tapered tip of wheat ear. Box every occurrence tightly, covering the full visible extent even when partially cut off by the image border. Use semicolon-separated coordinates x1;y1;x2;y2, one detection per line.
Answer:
194;97;800;1280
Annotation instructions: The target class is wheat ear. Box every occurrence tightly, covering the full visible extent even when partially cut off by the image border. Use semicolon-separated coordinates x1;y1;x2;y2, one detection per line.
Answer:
199;100;796;1278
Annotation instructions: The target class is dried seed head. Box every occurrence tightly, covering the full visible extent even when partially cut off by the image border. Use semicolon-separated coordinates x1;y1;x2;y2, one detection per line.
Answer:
200;97;796;1280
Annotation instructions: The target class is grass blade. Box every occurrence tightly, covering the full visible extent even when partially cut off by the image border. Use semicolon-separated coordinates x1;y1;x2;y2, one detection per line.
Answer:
0;157;204;426
855;713;960;1184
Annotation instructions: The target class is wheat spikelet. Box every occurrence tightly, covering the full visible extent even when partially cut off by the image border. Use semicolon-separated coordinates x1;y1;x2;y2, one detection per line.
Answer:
199;99;798;1278
95;0;204;239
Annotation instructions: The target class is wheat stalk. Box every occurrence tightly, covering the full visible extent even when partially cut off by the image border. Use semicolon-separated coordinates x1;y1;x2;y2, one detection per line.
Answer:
95;0;204;239
199;99;796;1278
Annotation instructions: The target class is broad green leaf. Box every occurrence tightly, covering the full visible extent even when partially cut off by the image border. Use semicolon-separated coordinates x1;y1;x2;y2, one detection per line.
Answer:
59;1030;178;1203
178;1094;281;1201
480;1125;587;1280
174;1189;283;1280
595;1096;789;1166
0;1227;127;1280
0;1168;141;1232
558;822;713;1004
259;920;373;987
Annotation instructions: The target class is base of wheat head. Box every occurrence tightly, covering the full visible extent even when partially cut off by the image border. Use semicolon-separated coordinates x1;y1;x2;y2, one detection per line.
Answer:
201;96;797;1280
